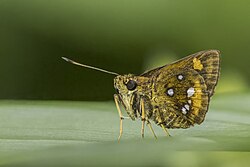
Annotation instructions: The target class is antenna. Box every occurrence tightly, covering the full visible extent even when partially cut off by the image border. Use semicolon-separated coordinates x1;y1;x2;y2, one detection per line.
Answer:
62;57;119;76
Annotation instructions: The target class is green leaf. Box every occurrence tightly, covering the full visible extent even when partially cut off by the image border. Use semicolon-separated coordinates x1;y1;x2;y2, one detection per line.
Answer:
0;94;250;166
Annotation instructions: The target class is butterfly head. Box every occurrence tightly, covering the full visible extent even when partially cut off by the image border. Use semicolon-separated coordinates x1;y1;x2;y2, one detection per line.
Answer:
114;74;138;95
114;74;140;119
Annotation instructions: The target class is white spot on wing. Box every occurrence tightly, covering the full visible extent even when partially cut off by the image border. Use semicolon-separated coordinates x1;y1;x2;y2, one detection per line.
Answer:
177;74;184;80
187;87;195;97
184;104;190;111
167;88;174;96
182;107;187;114
188;100;191;104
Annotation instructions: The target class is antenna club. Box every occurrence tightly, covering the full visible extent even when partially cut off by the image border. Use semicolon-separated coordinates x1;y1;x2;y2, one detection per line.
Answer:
62;57;77;65
62;57;71;62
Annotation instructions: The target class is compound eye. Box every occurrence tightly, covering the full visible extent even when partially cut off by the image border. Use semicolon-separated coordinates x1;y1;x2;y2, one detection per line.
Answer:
126;80;137;91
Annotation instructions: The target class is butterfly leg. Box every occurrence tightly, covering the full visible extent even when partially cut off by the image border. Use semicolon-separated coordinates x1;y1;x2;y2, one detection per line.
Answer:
114;94;124;142
160;124;171;137
140;98;145;138
146;120;157;139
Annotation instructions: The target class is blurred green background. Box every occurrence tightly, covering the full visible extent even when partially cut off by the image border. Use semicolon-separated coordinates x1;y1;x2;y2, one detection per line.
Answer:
0;0;249;100
1;1;250;167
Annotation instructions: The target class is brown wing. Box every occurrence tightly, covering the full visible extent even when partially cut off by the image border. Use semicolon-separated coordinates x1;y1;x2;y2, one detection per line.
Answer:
141;50;220;96
141;50;220;128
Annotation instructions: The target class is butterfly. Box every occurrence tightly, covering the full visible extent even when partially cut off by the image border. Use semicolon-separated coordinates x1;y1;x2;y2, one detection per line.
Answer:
62;50;220;142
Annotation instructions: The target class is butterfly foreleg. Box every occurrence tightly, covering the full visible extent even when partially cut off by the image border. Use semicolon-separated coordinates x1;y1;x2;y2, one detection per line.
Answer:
114;94;126;142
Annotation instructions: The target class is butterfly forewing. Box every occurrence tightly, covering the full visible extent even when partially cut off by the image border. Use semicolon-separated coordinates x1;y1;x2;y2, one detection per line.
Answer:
193;50;220;96
142;50;220;95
